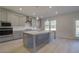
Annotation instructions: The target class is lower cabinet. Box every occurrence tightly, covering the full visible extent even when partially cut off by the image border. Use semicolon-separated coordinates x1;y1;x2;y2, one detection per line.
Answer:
0;35;13;42
0;30;23;43
13;31;23;39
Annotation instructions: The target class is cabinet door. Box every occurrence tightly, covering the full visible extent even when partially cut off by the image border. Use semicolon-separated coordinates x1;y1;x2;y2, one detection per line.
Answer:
0;8;1;21
7;12;19;26
7;11;26;26
12;13;19;26
0;8;1;26
7;11;14;25
7;11;12;23
1;9;7;22
18;15;26;26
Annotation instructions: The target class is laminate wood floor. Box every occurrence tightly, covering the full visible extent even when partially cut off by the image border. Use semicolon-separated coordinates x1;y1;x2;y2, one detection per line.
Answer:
0;38;79;53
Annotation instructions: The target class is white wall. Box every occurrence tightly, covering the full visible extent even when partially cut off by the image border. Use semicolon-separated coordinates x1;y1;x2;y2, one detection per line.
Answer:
40;11;79;39
54;11;79;39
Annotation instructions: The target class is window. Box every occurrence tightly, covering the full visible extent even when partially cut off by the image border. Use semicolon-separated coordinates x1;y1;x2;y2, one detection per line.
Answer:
51;20;56;30
76;20;79;37
45;20;56;31
45;20;49;30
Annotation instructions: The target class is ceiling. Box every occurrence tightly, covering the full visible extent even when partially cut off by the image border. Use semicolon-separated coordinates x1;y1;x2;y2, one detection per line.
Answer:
2;6;79;19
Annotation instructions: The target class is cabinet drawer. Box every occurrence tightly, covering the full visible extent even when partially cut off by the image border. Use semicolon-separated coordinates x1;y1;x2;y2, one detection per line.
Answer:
0;35;13;42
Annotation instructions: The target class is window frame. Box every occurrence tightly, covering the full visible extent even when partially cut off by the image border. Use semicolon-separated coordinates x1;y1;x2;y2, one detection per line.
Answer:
45;19;56;31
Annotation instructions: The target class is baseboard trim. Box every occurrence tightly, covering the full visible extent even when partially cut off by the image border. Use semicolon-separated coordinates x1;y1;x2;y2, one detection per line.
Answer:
57;36;74;39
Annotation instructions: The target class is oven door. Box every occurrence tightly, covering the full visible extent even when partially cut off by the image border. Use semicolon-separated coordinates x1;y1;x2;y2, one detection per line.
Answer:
0;28;13;36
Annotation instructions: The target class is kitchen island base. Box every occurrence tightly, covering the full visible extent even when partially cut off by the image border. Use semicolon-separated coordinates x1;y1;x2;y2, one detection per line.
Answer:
23;31;50;52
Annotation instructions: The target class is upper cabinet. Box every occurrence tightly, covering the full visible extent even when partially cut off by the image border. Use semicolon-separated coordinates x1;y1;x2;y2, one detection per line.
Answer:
0;8;1;21
8;11;19;26
0;7;37;27
11;13;19;26
18;15;26;26
7;11;12;23
1;8;7;22
0;8;7;22
7;11;26;26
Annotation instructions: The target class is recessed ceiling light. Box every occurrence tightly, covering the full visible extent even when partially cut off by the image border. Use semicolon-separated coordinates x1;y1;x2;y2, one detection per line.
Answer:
36;16;39;20
49;6;52;8
19;8;22;11
56;11;58;14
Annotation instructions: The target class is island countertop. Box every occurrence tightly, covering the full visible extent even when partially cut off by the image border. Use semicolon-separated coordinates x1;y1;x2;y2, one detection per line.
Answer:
23;30;50;35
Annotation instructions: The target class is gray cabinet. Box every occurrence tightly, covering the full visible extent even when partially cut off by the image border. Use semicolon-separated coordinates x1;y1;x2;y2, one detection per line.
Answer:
13;31;23;39
0;30;23;43
23;31;50;52
0;35;13;43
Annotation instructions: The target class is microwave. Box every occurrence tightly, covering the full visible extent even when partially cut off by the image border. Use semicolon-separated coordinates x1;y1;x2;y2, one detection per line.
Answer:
1;21;11;26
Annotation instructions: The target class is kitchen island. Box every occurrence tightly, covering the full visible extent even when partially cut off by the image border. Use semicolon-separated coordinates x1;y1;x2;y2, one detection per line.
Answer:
23;31;50;52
